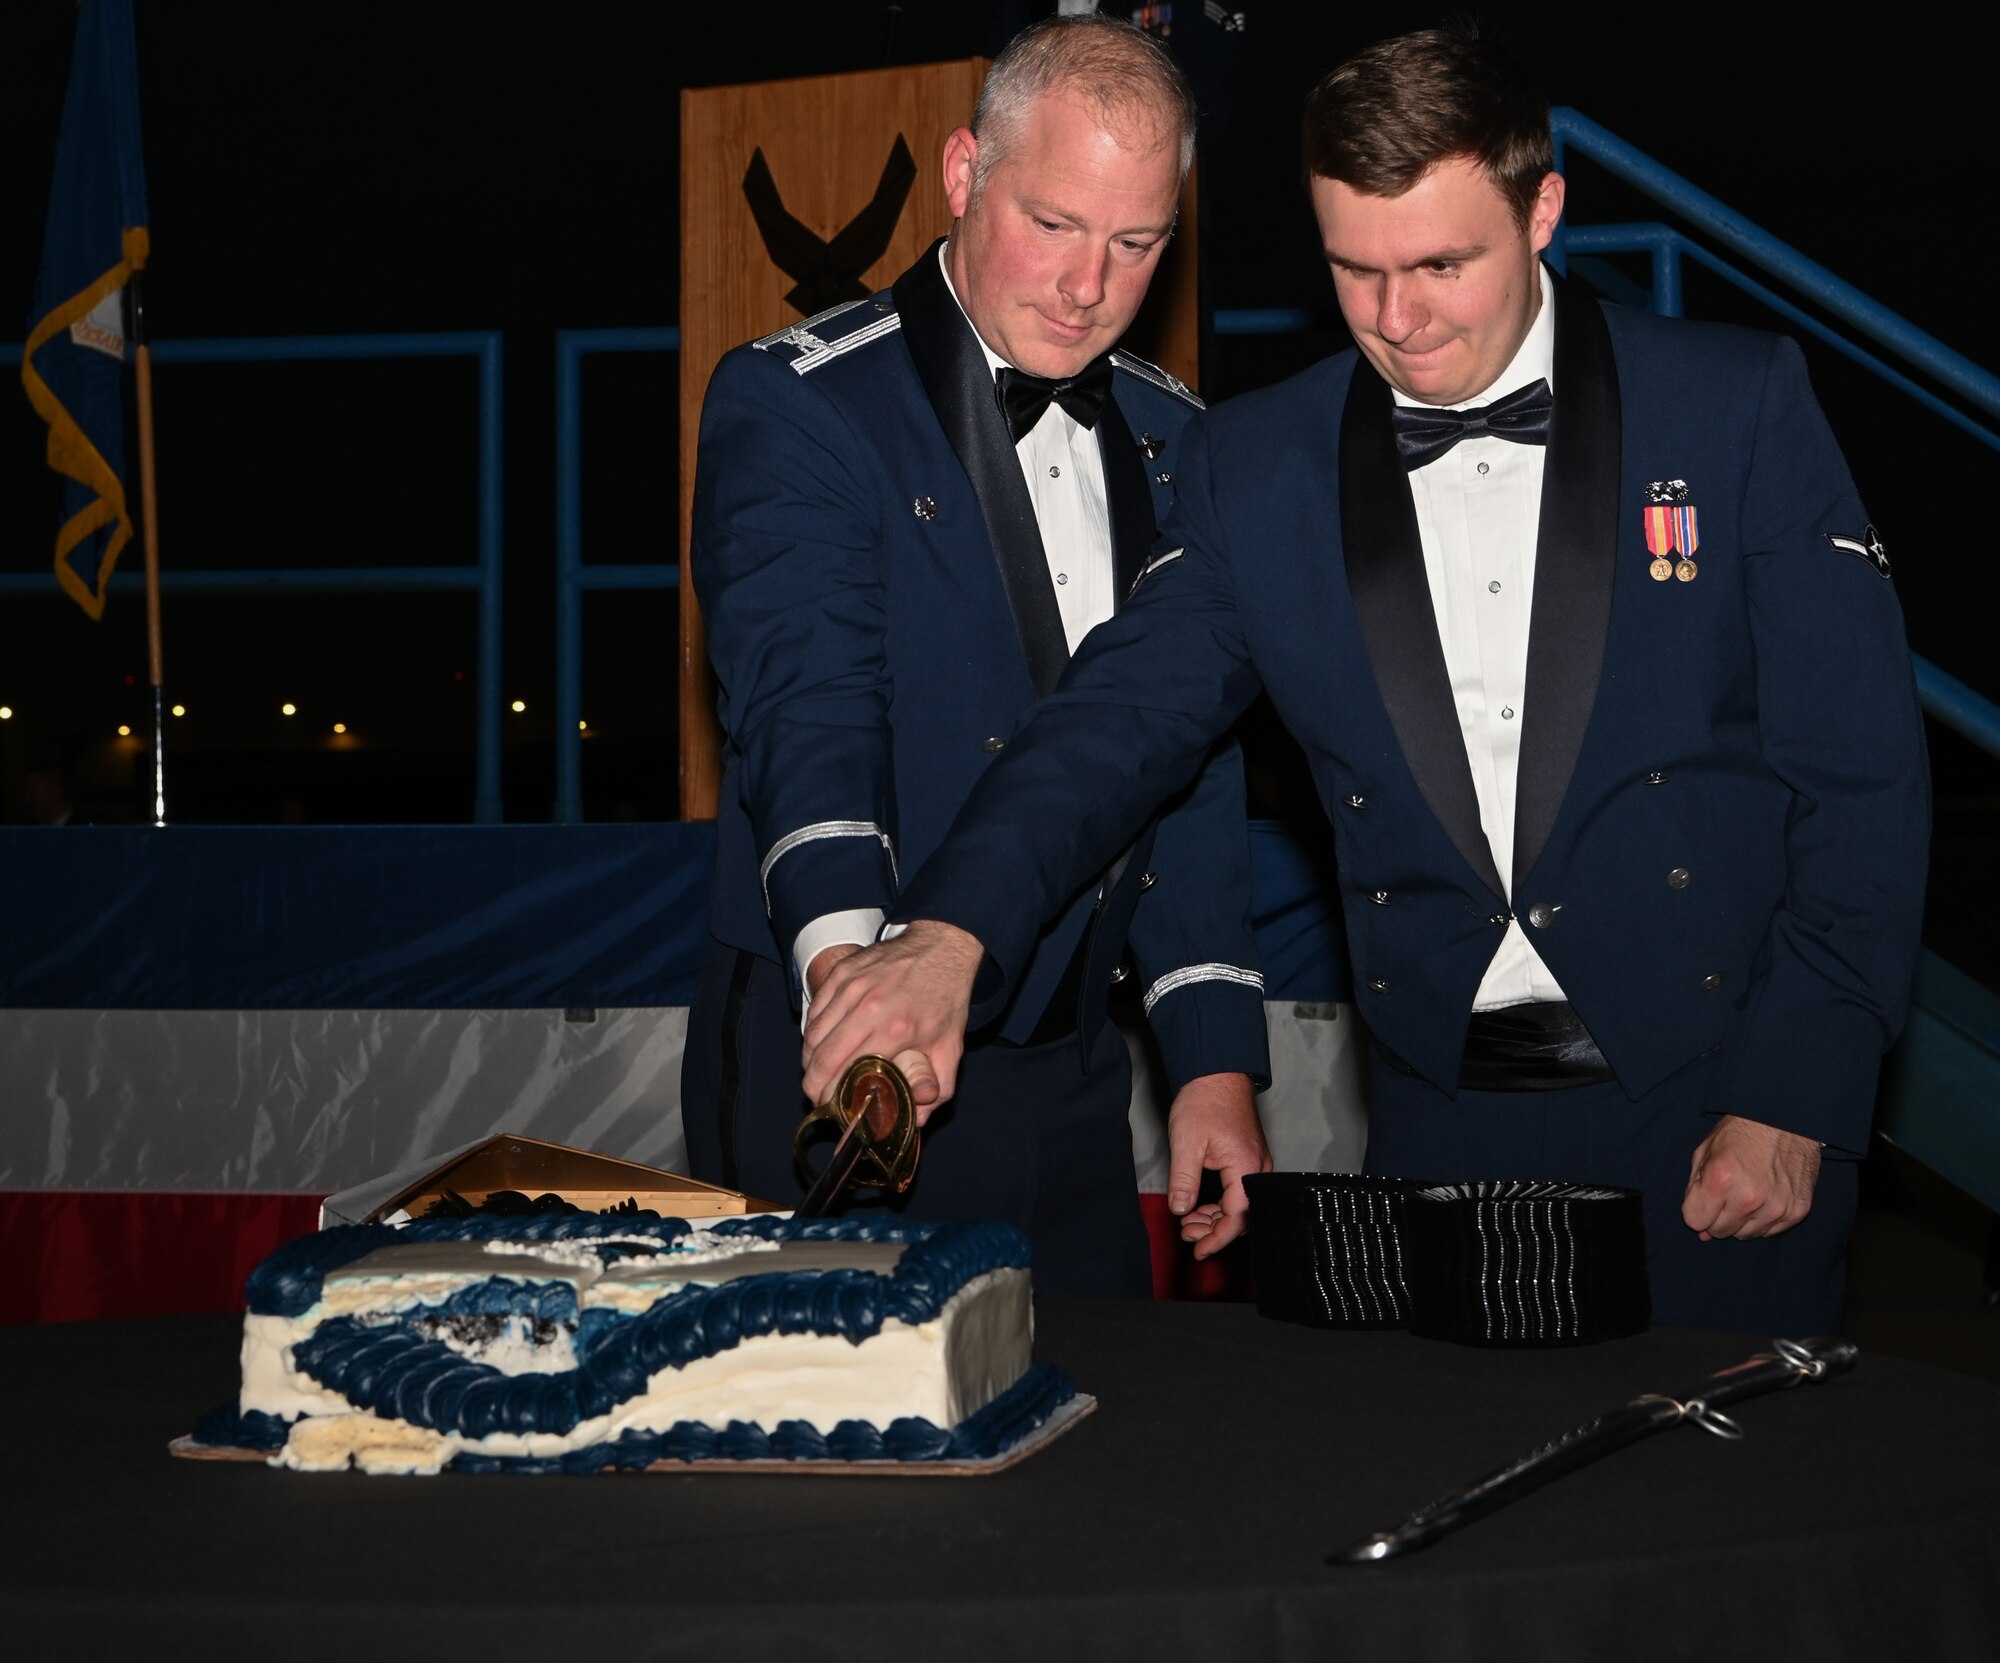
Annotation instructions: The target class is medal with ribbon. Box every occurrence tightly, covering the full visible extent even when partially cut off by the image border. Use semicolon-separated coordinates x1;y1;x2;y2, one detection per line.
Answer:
1643;479;1699;582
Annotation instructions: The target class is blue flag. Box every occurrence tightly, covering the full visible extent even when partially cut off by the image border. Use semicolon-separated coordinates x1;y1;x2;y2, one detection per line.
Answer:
21;0;150;621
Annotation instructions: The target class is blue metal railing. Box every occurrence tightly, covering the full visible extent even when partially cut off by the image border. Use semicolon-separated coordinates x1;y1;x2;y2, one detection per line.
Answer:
1549;109;2000;423
552;326;681;824
1914;660;2000;760
1564;225;2000;458
3;330;507;822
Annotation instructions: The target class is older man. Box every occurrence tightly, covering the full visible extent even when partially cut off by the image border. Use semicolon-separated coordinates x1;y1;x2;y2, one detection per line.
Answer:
802;26;1929;1334
682;15;1272;1297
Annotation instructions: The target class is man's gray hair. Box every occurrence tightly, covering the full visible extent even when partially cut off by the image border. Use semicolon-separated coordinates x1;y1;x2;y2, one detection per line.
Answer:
969;15;1196;197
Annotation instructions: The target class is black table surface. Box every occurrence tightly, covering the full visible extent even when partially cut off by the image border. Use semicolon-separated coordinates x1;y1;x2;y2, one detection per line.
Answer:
5;1302;1998;1661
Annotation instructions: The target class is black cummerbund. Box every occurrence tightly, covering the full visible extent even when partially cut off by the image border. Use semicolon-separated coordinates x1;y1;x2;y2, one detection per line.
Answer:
1459;1000;1615;1091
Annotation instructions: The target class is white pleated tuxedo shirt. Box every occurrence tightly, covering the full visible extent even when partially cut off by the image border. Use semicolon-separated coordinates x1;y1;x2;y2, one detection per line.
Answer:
1392;264;1570;1011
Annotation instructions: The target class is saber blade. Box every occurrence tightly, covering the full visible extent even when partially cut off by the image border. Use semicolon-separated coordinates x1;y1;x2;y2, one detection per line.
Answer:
1333;1335;1858;1564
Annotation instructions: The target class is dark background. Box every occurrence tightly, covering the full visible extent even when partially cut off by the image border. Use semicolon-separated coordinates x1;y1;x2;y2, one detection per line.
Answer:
2;1;1995;834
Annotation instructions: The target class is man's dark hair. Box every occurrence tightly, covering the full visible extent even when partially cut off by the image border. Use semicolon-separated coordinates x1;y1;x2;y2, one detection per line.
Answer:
1300;25;1552;227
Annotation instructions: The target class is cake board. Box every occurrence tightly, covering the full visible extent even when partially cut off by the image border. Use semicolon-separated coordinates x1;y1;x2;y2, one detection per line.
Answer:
168;1393;1095;1477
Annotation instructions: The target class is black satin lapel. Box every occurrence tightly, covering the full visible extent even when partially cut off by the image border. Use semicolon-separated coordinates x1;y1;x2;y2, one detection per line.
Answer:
892;244;1069;697
1095;395;1153;606
1514;283;1620;889
1339;362;1505;900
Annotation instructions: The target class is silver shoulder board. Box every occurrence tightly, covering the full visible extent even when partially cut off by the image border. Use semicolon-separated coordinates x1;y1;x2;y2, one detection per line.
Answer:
785;312;902;376
752;297;873;353
1111;350;1203;409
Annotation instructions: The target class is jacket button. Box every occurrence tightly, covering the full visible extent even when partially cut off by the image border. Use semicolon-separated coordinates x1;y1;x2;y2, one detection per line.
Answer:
1109;963;1131;985
1527;902;1557;928
1668;867;1691;889
1488;912;1511;926
982;736;1006;753
1369;889;1391;906
1645;770;1670;785
1155;471;1173;486
1701;972;1725;991
1138;870;1158;891
1346;794;1367;809
1367;978;1389;993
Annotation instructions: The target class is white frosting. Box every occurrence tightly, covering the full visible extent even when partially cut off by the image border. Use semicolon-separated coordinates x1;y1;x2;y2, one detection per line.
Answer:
240;1233;1033;1474
480;1228;779;1273
421;1312;578;1375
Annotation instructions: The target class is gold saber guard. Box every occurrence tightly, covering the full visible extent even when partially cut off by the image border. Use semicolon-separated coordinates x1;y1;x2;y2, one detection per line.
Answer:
794;1054;922;1199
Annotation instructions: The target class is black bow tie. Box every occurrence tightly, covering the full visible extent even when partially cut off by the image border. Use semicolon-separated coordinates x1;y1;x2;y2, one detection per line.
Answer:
995;357;1113;444
1391;377;1553;472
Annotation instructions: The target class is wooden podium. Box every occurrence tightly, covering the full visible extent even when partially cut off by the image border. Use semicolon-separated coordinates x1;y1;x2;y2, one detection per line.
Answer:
679;59;1199;819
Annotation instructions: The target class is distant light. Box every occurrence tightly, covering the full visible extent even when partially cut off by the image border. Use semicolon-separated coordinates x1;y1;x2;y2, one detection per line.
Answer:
117;725;132;737
578;719;588;731
511;699;526;713
453;670;465;682
0;706;12;721
281;703;297;717
332;722;347;735
123;674;136;686
171;704;186;718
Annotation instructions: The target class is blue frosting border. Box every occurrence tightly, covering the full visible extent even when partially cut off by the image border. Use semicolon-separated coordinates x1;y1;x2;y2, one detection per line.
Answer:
191;1363;1077;1469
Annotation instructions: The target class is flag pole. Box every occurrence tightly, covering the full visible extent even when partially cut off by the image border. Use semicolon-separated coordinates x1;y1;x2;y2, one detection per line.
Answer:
129;264;166;825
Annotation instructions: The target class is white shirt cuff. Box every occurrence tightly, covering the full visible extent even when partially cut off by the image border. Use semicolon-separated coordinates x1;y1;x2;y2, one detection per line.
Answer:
794;908;887;1027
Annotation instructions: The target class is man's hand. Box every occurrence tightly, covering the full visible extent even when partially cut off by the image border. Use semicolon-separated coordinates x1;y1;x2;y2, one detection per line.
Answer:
803;941;863;1001
1165;1072;1271;1260
800;920;986;1121
1683;1114;1822;1241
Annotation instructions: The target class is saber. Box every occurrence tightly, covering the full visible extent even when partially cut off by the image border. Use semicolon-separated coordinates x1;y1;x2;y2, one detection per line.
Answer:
1334;1335;1858;1564
794;1055;921;1218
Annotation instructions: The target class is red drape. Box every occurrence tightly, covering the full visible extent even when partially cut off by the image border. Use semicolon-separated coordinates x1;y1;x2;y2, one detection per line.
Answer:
0;1190;322;1324
1140;1192;1254;1302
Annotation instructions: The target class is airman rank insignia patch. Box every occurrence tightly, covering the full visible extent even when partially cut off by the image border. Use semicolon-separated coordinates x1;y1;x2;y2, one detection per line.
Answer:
1826;525;1892;579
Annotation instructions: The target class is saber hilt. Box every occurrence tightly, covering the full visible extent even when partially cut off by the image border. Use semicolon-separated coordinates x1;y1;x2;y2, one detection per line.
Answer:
794;1054;921;1217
